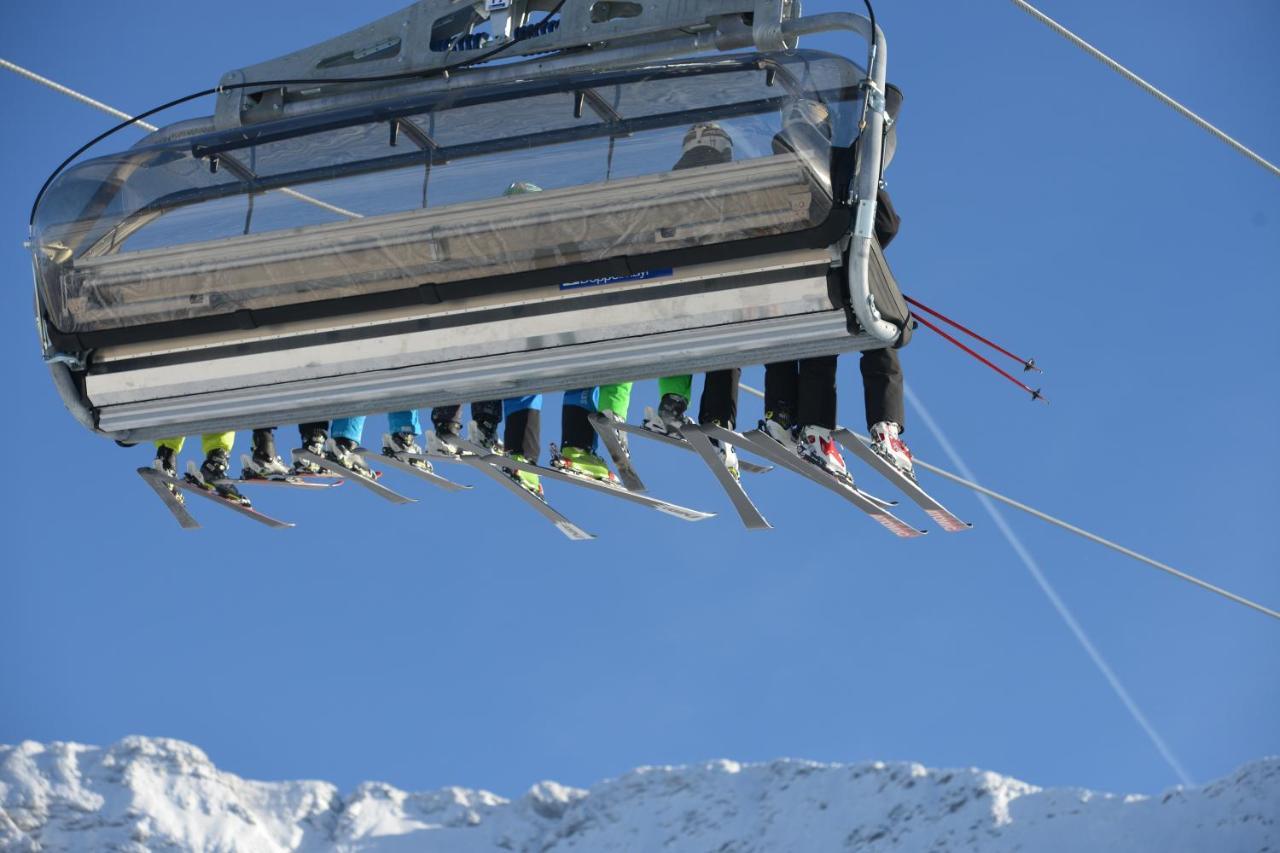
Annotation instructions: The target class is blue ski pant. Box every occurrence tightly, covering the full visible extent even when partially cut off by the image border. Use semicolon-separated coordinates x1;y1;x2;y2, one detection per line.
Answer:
330;411;421;443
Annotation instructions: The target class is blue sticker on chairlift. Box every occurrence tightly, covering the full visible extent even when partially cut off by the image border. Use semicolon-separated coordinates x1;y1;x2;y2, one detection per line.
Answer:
559;268;674;291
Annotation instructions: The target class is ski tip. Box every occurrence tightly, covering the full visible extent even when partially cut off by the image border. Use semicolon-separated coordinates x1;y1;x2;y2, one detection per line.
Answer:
654;506;717;522
926;509;973;532
555;522;596;541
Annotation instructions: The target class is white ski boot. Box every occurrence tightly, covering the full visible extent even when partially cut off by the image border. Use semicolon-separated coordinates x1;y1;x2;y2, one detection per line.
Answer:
869;421;915;481
759;415;799;455
325;438;375;479
242;452;291;480
798;425;851;482
383;432;434;473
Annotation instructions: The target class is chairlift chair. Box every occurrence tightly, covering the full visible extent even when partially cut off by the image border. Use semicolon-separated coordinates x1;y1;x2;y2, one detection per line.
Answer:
31;0;910;443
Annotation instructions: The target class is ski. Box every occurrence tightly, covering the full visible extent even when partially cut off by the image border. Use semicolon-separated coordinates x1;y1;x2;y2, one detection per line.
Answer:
140;467;294;529
499;451;715;522
291;449;416;505
137;467;200;529
833;429;972;533
737;428;927;539
610;418;774;474
427;439;595;541
588;412;647;493
355;446;472;494
677;423;772;531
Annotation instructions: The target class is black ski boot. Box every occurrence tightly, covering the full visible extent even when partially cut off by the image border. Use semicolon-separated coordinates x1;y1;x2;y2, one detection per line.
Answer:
472;418;504;454
154;444;178;478
294;426;331;475
189;448;252;506
245;428;291;480
643;393;689;435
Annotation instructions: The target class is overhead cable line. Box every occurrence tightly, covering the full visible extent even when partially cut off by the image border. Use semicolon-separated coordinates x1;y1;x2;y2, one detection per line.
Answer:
738;382;1278;622
1;58;362;221
1006;0;1280;179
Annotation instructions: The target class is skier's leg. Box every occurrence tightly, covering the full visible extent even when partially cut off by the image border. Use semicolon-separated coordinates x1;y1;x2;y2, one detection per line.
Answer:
387;410;421;437
698;368;740;428
327;416;373;477
797;356;838;430
597;382;633;420
153;437;185;477
862;347;914;477
294;422;331;475
384;410;428;462
246;427;290;478
559;387;618;482
697;368;742;478
763;361;799;428
795;355;847;477
503;395;543;494
658;375;692;403
503;396;542;462
860;347;905;432
561;387;599;453
195;432;251;504
648;375;692;431
200;432;235;457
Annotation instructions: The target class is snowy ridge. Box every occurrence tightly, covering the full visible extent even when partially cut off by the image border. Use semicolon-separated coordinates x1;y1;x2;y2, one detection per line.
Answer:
1;737;1276;852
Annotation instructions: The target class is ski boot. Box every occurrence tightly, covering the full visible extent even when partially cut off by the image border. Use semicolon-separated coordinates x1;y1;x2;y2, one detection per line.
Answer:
243;428;291;481
759;412;799;455
383;432;433;473
187;449;252;506
503;453;544;499
552;444;620;485
153;445;186;504
798;425;851;483
642;393;689;436
293;426;332;475
869;421;916;481
325;437;375;479
705;422;740;481
471;418;504;455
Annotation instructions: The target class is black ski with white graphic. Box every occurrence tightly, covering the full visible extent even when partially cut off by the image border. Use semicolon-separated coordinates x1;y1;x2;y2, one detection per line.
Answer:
678;423;772;531
501;450;714;522
736;427;926;539
588;412;646;492
355;446;472;493
610;419;774;474
834;429;972;533
436;439;594;541
140;467;294;529
291;449;415;505
137;467;200;529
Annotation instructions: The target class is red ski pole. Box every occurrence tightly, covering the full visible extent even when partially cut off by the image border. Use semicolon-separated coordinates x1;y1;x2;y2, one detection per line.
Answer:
913;313;1047;403
905;295;1042;373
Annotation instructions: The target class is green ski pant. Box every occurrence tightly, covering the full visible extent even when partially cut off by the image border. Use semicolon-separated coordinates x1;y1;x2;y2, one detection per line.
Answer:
596;382;633;419
154;433;235;456
658;375;693;402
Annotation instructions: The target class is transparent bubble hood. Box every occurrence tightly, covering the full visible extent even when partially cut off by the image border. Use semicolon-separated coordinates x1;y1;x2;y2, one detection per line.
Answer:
32;50;864;337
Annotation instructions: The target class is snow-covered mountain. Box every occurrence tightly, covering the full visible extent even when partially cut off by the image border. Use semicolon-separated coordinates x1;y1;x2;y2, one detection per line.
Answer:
1;738;1275;852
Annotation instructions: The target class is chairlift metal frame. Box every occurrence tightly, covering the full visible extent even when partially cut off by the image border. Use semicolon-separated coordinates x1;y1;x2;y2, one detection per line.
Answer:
33;0;906;443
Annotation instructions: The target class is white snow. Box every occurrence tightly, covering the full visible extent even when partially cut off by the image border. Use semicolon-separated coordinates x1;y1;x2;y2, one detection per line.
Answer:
1;736;1275;852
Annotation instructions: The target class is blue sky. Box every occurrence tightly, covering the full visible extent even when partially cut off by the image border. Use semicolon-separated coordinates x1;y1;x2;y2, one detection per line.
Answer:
1;0;1277;801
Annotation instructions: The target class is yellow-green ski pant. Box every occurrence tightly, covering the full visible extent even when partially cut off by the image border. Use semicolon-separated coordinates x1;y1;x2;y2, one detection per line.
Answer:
154;433;235;456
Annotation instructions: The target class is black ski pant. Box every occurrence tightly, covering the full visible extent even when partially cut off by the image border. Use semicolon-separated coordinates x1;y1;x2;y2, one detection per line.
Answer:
764;356;838;430
504;407;541;463
860;347;906;432
431;401;503;434
699;368;741;428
